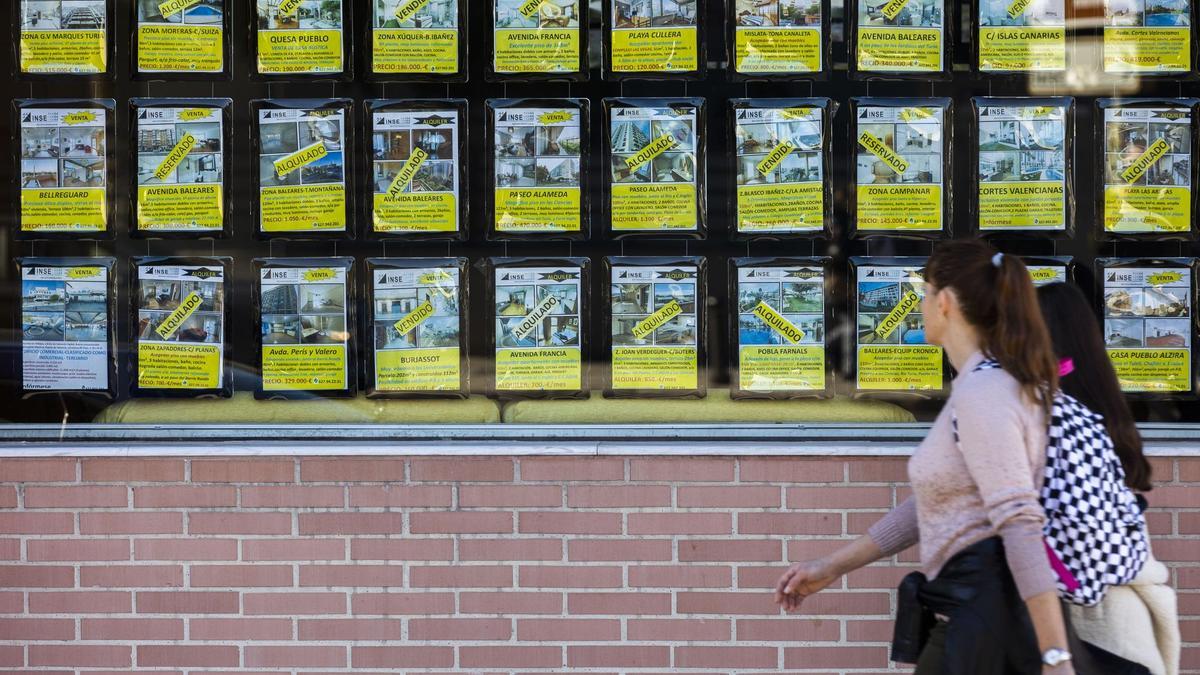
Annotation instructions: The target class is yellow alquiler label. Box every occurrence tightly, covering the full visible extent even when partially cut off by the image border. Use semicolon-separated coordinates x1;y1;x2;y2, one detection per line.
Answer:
631;300;682;340
626;134;678;173
858;132;908;174
753;302;804;344
159;0;201;17
874;291;921;339
155;292;204;340
394;300;434;336
154;133;196;181
756;140;797;176
611;27;698;72
274;142;327;178
1122;138;1171;183
387;148;428;198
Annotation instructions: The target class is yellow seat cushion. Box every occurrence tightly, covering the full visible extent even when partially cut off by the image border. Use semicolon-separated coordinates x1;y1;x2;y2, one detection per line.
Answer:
94;392;502;424
502;389;916;424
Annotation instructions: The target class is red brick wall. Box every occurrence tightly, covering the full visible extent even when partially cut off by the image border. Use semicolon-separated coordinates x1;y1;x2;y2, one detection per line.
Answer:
0;455;1195;673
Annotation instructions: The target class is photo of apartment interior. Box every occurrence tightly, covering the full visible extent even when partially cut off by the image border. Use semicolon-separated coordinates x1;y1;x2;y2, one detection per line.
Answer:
62;158;104;187
60;125;103;157
22;127;60;159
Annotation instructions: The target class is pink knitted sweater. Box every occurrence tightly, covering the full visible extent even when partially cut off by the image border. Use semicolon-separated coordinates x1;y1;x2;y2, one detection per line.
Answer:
867;351;1058;600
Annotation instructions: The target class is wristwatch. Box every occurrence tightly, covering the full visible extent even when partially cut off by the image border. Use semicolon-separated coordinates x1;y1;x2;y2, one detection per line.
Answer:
1042;648;1072;667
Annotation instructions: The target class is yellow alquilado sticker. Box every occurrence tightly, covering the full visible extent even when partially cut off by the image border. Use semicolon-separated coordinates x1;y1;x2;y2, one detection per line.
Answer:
155;291;204;339
858;131;908;175
874;291;921;339
387;148;428;199
752;302;804;344
625;134;678;173
632;300;682;340
274;142;328;179
512;294;561;341
159;0;201;18
1122;138;1171;184
394;300;434;336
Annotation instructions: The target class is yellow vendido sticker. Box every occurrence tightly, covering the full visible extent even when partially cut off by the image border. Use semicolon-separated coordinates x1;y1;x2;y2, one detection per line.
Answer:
881;0;912;20
278;0;303;16
394;300;435;336
756;141;797;176
395;0;431;22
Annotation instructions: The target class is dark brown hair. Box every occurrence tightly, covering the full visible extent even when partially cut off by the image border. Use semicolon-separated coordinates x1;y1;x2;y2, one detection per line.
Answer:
923;241;1059;410
1037;282;1153;492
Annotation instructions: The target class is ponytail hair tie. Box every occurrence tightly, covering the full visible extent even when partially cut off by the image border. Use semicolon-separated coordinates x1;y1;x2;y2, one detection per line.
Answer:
991;252;1004;268
1058;358;1074;377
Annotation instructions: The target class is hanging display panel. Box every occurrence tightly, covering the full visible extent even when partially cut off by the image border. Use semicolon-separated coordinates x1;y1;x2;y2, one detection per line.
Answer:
604;0;704;79
1099;258;1198;396
15;0;112;76
850;98;951;238
850;257;946;395
133;0;228;76
254;258;356;399
850;0;949;77
604;97;706;238
730;257;831;399
131;256;231;398
369;0;464;80
730;98;835;238
253;0;349;77
364;258;468;398
487;98;589;240
251;99;353;238
973;97;1073;235
975;0;1066;73
130;98;232;238
486;258;588;398
727;0;829;78
490;0;586;79
1102;0;1193;74
14;99;114;239
16;257;116;398
606;257;706;398
1098;98;1198;239
365;99;467;240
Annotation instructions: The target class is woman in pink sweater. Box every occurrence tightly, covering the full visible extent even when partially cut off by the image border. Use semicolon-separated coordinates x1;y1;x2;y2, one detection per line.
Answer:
775;241;1075;674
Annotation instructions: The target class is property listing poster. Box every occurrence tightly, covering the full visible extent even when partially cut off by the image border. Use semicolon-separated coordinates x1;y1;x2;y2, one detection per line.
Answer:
855;105;944;233
1104;0;1191;72
494;265;583;392
371;108;460;234
260;266;350;391
373;0;459;75
735;105;825;234
978;0;1066;71
135;263;225;390
856;0;944;72
495;0;582;74
372;265;462;392
136;0;224;73
21;263;109;392
855;263;944;391
135;105;224;232
256;0;343;74
19;0;107;74
610;0;699;73
494;106;583;233
19;106;107;233
1103;105;1193;234
977;103;1067;231
609;104;700;233
736;264;826;392
610;264;700;391
1102;265;1193;392
733;0;823;74
257;106;347;234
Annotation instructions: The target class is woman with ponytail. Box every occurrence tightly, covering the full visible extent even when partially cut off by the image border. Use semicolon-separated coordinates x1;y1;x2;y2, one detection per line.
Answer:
775;241;1081;674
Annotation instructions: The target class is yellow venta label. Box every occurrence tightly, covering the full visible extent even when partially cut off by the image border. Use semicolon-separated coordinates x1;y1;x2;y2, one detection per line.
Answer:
63;112;97;125
874;291;921;339
262;345;347;390
155;292;203;339
539;111;573;124
881;0;911;20
376;348;460;391
303;268;337;282
1109;349;1190;392
1029;268;1059;283
154;133;196;181
387;148;428;198
274;142;327;178
1104;186;1191;233
753;302;804;344
626;134;678;173
757;140;797;176
394;300;434;336
858;132;908;174
159;0;201;18
1148;271;1183;285
611;27;698;72
138;342;222;389
631;300;682;339
395;0;431;22
67;267;101;279
1122;138;1170;183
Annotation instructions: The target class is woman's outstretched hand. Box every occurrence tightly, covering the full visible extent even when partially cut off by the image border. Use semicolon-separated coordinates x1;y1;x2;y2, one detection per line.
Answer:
774;559;840;612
